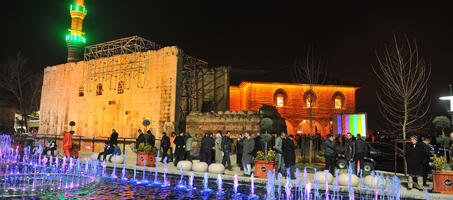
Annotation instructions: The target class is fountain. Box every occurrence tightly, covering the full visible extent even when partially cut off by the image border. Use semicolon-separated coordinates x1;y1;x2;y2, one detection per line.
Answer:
0;134;435;199
177;164;185;188
121;152;127;180
201;172;213;193
216;173;223;195
152;150;160;185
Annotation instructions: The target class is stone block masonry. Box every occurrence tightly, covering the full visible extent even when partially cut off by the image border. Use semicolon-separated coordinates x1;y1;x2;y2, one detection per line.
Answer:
39;46;182;139
185;110;260;140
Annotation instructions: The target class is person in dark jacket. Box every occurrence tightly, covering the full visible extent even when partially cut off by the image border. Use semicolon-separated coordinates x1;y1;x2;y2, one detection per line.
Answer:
43;140;57;156
173;132;186;166
252;132;264;157
407;135;426;190
283;134;296;179
355;134;368;172
146;130;155;147
98;141;114;162
110;129;119;146
421;137;432;186
160;132;170;163
202;132;215;165
324;134;336;175
242;132;255;176
345;133;357;174
221;131;233;170
108;144;122;163
236;133;244;170
136;129;146;149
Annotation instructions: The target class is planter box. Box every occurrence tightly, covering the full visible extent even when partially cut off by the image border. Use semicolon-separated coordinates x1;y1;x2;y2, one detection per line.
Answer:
136;152;157;167
254;160;277;178
432;170;453;194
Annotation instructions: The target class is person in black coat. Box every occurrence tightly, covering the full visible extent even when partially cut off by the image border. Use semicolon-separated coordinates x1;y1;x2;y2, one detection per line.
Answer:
253;132;264;157
221;131;233;170
160;132;170;163
421;137;432;186
146;130;155;147
110;129;119;146
136;129;145;149
345;133;357;174
355;134;368;171
406;135;426;191
201;132;215;165
282;134;296;179
236;133;244;170
173;132;186;167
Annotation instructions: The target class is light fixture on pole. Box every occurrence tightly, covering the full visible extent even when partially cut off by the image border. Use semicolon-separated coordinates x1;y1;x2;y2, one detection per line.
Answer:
439;84;453;126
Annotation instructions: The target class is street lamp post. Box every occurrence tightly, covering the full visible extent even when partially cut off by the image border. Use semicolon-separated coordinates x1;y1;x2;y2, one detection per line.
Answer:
439;84;453;126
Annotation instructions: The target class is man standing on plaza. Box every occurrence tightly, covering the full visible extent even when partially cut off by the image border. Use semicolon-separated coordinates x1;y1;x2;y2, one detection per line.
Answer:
221;131;233;170
345;133;356;174
275;132;285;174
136;129;145;150
324;134;336;175
169;132;176;162
160;132;170;163
283;134;296;179
236;133;244;171
242;132;255;176
355;134;368;173
215;131;223;163
406;135;426;191
202;132;215;165
184;132;193;161
421;137;432;186
173;132;186;166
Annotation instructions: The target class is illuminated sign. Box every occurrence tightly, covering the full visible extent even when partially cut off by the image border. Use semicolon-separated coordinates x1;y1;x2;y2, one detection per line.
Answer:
333;113;367;137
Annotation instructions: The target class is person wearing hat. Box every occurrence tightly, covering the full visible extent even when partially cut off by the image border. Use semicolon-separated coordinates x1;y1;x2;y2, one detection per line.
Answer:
406;135;426;191
323;134;336;175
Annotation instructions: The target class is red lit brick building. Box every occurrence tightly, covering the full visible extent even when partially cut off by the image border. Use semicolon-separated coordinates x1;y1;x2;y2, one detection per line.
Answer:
229;81;359;137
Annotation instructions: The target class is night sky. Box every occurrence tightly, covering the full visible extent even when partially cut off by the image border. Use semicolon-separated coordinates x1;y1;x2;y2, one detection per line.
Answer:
1;0;452;129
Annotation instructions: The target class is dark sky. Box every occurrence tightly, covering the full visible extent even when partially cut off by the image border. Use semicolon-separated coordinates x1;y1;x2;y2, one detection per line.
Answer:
2;0;452;129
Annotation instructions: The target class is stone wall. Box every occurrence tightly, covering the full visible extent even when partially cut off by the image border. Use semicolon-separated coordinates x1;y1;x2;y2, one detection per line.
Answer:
39;46;182;139
185;110;260;140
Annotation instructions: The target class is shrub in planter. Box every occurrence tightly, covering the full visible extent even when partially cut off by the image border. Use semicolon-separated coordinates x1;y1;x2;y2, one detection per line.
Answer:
254;150;278;178
432;155;453;194
136;143;157;167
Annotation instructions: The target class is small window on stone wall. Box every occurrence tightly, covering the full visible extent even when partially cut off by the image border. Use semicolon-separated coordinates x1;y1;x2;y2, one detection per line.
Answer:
335;98;342;109
78;86;84;97
118;81;124;94
96;83;103;96
276;95;284;107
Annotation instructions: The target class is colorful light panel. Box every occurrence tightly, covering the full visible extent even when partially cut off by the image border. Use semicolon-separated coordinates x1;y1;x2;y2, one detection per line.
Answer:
334;113;367;137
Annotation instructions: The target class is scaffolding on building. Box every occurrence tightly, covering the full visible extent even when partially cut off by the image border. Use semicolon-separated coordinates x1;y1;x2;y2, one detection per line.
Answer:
82;35;161;92
80;35;229;131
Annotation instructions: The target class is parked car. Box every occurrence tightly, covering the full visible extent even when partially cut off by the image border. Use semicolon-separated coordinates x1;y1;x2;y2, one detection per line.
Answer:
335;142;405;173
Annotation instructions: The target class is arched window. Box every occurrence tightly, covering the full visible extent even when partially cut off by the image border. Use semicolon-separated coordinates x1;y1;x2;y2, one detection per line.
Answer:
332;91;345;109
78;85;84;97
117;81;124;94
96;83;103;95
273;88;287;107
303;90;317;108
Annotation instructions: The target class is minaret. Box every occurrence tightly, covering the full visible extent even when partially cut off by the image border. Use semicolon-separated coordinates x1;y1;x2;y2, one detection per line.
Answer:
66;0;87;62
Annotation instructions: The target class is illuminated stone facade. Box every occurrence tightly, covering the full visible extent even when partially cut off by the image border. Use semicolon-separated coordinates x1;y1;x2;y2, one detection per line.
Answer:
39;47;183;139
230;81;359;137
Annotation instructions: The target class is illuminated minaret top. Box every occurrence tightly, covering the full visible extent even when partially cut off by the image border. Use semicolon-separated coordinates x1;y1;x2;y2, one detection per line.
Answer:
65;0;87;62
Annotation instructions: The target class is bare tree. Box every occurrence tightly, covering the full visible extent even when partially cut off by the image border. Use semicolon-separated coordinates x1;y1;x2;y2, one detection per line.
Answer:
372;35;431;175
293;48;328;164
0;53;43;132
